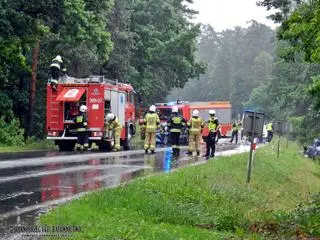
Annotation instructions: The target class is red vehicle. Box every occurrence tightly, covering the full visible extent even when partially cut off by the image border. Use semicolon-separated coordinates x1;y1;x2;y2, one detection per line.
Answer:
155;101;232;138
46;76;136;151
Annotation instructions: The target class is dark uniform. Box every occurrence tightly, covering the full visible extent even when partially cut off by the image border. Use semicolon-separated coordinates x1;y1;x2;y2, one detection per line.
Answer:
49;56;66;90
205;116;219;159
230;121;239;144
75;112;89;151
167;113;186;157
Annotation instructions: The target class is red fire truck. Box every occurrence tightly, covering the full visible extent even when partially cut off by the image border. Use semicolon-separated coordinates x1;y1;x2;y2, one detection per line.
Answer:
155;101;232;138
46;76;136;151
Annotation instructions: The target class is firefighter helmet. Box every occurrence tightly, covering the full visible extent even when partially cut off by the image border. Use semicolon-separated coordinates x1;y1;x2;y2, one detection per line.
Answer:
106;113;115;121
172;106;178;113
53;55;63;62
192;110;199;117
209;109;216;115
79;105;87;113
149;105;156;112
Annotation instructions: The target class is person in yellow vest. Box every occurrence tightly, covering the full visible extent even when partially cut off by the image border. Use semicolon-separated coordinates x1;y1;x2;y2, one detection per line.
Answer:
75;105;89;151
266;122;273;142
230;120;239;144
186;110;204;156
144;105;160;154
204;109;220;160
167;106;186;157
105;113;123;151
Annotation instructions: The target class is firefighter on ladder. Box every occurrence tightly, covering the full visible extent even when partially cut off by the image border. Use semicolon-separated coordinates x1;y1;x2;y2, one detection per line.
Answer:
105;113;122;151
167;106;186;157
204;110;220;160
75;105;89;151
49;55;66;90
187;109;204;156
144;105;160;154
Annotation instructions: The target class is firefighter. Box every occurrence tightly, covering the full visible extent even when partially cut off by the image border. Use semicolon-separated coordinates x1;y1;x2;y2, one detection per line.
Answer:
187;110;204;156
49;55;66;90
167;106;186;157
266;122;273;142
230;120;239;144
105;113;122;151
204;109;219;160
75;105;89;151
144;105;160;154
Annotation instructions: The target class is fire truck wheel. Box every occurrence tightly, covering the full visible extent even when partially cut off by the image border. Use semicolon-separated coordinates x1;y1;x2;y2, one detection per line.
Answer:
98;141;112;152
57;141;76;151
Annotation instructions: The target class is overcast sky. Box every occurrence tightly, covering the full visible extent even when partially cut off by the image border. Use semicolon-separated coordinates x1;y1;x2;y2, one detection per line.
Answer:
188;0;277;31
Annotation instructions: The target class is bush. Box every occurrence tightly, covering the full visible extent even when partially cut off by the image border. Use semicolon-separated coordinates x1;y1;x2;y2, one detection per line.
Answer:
0;117;25;146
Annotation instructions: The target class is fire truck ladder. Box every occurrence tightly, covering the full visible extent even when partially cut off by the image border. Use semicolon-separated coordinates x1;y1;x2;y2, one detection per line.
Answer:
48;87;60;129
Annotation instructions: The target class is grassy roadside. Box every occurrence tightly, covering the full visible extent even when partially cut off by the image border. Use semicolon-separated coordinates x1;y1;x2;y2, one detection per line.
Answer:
40;140;320;239
0;139;56;152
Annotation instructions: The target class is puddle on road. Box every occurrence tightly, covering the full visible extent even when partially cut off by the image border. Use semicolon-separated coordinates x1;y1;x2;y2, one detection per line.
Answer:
0;141;247;238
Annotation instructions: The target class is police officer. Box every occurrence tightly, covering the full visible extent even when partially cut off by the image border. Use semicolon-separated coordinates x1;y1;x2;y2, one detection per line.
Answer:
187;110;204;156
144;105;160;154
49;55;66;90
75;105;89;151
167;106;186;157
105;113;122;151
204;110;219;159
230;120;239;144
266;122;273;142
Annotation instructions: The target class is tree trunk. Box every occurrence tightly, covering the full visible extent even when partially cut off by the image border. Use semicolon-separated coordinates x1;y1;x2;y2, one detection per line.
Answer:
28;40;40;136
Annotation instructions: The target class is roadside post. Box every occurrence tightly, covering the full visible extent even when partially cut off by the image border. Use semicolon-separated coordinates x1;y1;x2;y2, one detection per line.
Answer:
274;121;288;158
242;111;265;183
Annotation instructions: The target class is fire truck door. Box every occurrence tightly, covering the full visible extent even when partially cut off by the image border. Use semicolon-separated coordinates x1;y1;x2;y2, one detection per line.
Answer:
110;91;126;125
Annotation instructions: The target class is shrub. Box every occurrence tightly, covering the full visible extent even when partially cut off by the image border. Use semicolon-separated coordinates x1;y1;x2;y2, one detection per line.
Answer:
0;116;25;146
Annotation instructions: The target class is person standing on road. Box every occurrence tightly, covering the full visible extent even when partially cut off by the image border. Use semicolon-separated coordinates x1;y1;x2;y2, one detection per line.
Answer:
266;122;274;142
167;106;186;157
230;120;239;144
187;110;204;156
204;110;219;160
49;55;66;90
144;105;160;154
75;105;89;151
105;113;122;151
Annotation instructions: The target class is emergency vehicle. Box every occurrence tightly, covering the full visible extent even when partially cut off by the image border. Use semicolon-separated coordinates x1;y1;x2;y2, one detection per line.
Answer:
46;75;136;151
155;101;232;138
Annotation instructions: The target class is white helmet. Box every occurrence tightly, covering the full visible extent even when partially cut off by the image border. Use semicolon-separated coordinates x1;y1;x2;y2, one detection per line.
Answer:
54;55;62;62
209;109;216;115
192;109;199;117
149;105;156;112
79;105;87;113
172;106;178;113
106;113;115;121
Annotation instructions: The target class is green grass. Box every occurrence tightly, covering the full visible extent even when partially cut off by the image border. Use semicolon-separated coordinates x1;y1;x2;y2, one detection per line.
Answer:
40;139;320;239
0;139;56;152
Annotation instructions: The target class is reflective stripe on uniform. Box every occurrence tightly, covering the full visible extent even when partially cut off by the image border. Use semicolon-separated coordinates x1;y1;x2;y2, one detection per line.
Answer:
50;63;61;69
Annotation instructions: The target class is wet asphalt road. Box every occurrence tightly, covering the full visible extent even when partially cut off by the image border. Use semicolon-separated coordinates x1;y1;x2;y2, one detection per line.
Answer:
0;141;249;239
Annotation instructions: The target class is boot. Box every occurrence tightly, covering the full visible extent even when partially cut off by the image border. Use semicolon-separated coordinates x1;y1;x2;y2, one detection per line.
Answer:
196;151;200;156
186;151;192;155
145;149;148;154
151;150;155;154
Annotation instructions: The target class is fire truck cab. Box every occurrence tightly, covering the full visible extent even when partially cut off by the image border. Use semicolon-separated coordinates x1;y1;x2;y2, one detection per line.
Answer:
46;75;136;151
